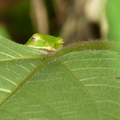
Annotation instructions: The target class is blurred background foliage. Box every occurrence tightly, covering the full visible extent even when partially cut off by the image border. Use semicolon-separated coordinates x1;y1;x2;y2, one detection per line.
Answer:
0;0;120;45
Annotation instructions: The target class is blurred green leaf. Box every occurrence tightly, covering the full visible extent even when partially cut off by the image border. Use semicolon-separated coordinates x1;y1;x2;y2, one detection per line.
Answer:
0;24;11;39
105;0;120;41
0;36;120;120
0;0;34;43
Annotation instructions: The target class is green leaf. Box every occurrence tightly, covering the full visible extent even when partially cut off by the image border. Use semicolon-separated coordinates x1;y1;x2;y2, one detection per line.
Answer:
105;0;120;41
0;36;120;120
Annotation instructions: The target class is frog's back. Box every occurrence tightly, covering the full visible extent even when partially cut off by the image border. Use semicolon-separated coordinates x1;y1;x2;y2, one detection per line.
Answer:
36;33;62;43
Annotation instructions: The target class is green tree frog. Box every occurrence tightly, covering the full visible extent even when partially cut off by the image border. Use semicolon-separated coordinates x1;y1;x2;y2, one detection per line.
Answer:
25;33;64;52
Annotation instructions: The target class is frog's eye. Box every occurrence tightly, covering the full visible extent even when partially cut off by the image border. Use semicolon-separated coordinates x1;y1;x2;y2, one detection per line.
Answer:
44;41;47;44
31;36;39;42
31;36;35;39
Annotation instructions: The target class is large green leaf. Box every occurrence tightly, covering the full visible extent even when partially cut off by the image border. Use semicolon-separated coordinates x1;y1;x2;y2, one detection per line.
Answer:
0;36;120;120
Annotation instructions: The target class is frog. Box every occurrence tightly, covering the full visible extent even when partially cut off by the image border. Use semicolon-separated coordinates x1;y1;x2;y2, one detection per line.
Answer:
25;33;64;52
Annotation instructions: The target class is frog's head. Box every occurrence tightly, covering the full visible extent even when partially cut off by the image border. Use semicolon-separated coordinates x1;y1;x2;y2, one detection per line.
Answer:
25;33;64;52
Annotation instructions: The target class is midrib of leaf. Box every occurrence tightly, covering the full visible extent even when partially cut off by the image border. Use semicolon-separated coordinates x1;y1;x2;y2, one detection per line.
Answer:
57;56;102;119
0;36;120;119
0;36;48;107
0;57;48;106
